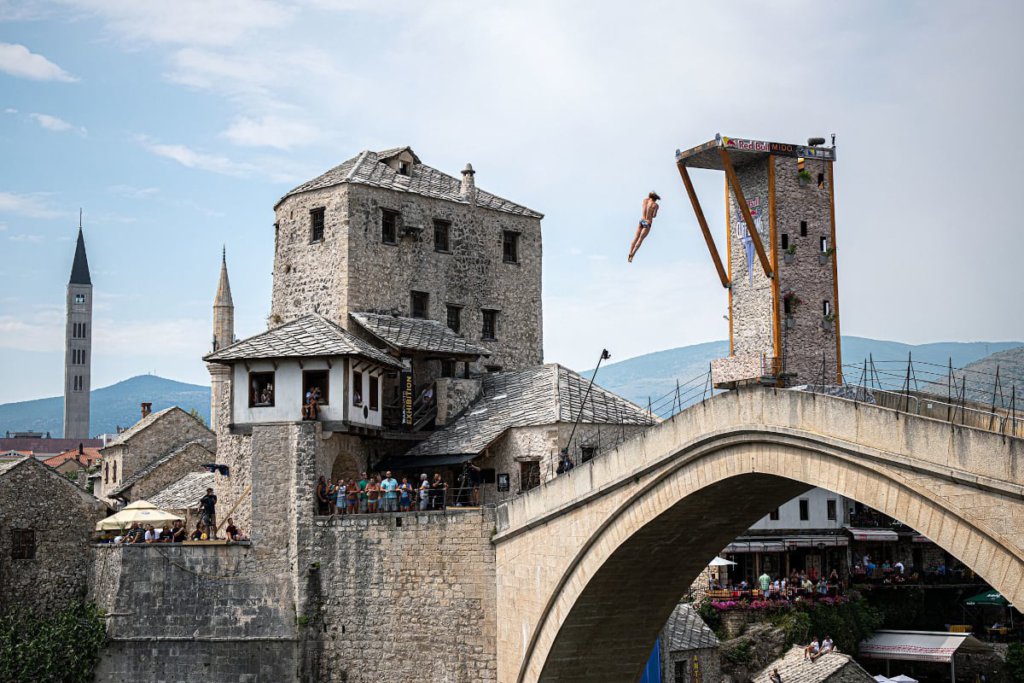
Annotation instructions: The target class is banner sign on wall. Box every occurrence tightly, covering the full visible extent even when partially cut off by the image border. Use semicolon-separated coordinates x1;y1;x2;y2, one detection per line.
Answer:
722;135;836;162
400;371;414;427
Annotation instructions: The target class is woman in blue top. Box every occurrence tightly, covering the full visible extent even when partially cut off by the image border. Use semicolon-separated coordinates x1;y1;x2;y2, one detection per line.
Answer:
398;477;413;512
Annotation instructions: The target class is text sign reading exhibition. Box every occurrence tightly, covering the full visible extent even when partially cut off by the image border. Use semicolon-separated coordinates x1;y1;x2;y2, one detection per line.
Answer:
722;136;837;161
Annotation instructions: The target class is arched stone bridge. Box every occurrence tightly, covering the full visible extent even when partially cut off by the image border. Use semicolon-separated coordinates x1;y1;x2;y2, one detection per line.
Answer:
492;386;1024;683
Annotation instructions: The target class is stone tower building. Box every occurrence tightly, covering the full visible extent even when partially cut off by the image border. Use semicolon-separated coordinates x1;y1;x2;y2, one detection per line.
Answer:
208;249;234;430
677;134;841;386
63;225;93;439
270;146;544;373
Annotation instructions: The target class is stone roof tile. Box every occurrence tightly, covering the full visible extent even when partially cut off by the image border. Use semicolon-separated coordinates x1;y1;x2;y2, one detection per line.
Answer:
752;645;874;683
662;604;719;653
406;364;653;457
350;312;492;358
149;471;216;511
103;407;179;448
276;148;543;218
204;314;402;369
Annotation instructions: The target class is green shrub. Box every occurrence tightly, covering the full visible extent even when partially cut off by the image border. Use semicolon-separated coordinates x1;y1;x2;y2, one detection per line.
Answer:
1006;643;1024;682
697;599;722;636
722;640;753;665
0;602;106;683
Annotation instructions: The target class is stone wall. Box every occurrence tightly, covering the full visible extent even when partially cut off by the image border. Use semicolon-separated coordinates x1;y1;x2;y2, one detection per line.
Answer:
98;407;215;502
436;377;483;425
0;458;107;614
665;647;720;683
309;510;498;682
270;178;544;373
773;156;839;385
89;544;300;682
123;441;213;503
728;162;773;361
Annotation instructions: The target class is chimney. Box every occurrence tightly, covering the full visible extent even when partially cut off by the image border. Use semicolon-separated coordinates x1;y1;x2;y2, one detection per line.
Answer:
78;443;84;462
460;163;476;205
141;402;152;419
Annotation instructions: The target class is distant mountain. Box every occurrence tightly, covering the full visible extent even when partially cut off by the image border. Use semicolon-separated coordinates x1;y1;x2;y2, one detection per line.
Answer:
587;337;1024;408
920;346;1024;407
0;375;210;438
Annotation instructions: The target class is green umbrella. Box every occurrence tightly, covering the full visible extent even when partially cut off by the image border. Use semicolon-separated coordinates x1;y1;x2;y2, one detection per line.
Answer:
964;591;1008;606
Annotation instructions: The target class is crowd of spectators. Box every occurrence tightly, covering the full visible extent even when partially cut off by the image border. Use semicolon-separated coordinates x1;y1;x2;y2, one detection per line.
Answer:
851;553;972;585
315;467;481;516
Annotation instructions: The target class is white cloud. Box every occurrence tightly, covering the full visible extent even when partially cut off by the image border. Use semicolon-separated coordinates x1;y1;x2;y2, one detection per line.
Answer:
222;115;320;150
3;107;17;114
0;309;64;352
107;184;160;198
60;0;292;48
28;112;85;135
140;137;256;176
8;233;45;244
0;43;77;82
0;192;65;219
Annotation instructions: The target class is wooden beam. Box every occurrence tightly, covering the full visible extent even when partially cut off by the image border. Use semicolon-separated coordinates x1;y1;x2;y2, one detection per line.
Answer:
768;155;782;380
828;161;843;383
718;148;774;279
677;162;730;288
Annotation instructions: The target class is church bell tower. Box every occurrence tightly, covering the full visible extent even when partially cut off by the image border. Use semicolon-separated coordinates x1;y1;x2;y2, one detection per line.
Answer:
63;218;93;438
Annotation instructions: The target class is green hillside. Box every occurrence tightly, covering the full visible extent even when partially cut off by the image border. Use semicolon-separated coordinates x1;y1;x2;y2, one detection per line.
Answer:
0;375;210;438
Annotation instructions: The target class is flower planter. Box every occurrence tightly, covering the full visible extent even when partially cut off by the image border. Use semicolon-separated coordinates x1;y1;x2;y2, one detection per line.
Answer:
821;320;834;331
786;316;795;330
784;252;795;265
818;253;830;265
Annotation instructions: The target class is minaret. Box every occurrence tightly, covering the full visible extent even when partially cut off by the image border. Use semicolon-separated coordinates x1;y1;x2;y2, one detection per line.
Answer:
63;215;92;439
208;248;234;430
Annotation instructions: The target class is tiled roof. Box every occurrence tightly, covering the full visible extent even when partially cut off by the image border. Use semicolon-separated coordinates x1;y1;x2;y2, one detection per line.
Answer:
0;438;104;456
149;471;215;511
109;440;213;498
102;407;179;448
350;312;492;358
407;364;653;457
0;457;25;476
752;645;874;683
276;147;543;218
204;314;402;368
662;604;719;653
42;447;102;468
0;456;107;509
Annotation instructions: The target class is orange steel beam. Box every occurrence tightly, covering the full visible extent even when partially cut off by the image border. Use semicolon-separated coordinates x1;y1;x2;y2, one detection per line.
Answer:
718;148;774;279
677;162;729;288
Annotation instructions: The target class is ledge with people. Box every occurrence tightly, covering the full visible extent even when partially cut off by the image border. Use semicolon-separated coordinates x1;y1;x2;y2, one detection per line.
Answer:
314;465;483;518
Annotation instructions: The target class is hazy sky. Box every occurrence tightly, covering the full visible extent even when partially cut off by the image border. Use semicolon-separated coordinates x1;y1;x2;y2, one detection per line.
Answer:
1;1;1022;404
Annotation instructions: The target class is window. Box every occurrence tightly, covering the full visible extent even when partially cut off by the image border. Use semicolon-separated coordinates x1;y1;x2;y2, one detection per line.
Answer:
113;461;117;481
441;360;456;378
781;234;789;250
352;370;363;406
783;297;793;316
398;161;411;176
800;220;808;237
823;300;832;317
74;293;86;304
820;236;829;253
799;499;810;521
502;231;520;264
481;309;498;340
249;371;275;407
11;529;35;560
369;375;379;411
411;291;429;319
817;172;825;189
769;508;780;521
302;370;329;406
581;446;597;463
446;305;461;333
827;499;837;521
310;207;325;242
381;209;399;244
519;460;540;492
434;219;451;252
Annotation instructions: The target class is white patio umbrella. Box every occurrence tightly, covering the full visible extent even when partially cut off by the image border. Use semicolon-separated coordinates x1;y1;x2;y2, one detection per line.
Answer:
888;675;918;683
96;500;184;531
709;556;737;566
873;676;893;683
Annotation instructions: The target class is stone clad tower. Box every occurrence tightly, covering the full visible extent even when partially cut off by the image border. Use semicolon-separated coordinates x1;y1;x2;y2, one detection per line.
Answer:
63;223;93;439
677;134;841;386
208;248;234;430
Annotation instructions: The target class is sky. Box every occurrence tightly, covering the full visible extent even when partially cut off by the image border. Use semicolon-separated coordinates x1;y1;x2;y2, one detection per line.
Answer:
1;1;1023;404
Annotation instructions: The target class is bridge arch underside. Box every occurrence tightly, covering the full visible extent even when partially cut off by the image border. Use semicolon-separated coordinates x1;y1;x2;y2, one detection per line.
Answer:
514;436;1024;683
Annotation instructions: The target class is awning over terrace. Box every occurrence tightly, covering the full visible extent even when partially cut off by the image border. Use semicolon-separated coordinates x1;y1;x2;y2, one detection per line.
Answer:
847;528;899;542
859;630;992;663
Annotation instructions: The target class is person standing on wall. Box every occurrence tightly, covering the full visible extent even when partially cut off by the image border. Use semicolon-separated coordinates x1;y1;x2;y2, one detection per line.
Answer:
198;487;218;540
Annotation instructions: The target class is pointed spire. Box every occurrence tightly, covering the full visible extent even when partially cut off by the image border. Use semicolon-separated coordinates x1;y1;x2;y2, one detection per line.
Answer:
69;219;91;286
215;245;233;308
